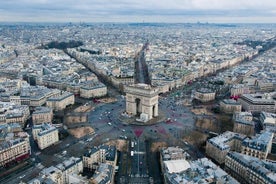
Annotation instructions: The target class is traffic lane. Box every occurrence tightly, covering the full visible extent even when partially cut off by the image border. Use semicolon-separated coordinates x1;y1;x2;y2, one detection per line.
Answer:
130;139;148;176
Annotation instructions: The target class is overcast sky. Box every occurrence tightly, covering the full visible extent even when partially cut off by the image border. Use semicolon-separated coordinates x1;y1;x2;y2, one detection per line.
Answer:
0;0;276;23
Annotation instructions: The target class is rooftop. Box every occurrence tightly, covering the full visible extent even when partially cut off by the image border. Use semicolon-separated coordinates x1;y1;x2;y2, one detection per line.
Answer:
33;106;52;114
165;157;239;184
164;159;190;174
208;131;246;150
242;131;273;152
196;88;215;94
227;152;276;183
221;99;241;105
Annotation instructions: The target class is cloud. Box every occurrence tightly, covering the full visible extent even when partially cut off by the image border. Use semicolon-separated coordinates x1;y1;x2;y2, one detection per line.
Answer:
0;0;275;23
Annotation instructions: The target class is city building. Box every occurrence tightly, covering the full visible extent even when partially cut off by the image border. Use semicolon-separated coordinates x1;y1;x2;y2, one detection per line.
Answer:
0;101;30;127
206;131;246;164
46;91;74;111
80;83;107;99
194;88;216;102
10;85;60;107
160;147;238;184
238;93;276;113
233;119;255;137
220;99;242;114
40;166;64;184
28;157;85;184
0;123;30;167
230;84;250;96
225;151;276;184
260;111;276;133
55;157;83;184
90;163;113;184
32;123;59;150
83;145;117;171
32;106;53;125
256;79;275;92
233;111;253;122
241;131;273;160
0;78;27;101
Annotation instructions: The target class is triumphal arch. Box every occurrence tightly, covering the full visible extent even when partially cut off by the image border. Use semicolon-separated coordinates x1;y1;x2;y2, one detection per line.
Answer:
125;84;159;122
124;42;159;123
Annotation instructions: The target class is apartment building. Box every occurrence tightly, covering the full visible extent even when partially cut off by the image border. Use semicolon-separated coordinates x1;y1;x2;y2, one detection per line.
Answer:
160;147;238;184
0;102;30;127
206;131;246;164
241;131;273;160
40;166;64;184
0;123;30;167
260;111;276;133
32;106;53;125
194;88;216;102
230;84;250;96
233;111;253;122
83;145;117;183
46;91;74;111
80;84;107;99
10;85;60;107
225;152;276;184
83;145;117;171
55;157;83;184
238;93;276;113
28;157;85;184
91;163;113;184
32;123;59;150
220;99;242;114
233;119;255;137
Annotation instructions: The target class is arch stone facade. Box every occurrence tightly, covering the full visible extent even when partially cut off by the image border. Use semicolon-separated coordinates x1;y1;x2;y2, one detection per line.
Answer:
125;84;159;122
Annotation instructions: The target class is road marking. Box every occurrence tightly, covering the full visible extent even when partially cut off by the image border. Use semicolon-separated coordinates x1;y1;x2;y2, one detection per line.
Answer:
134;151;145;155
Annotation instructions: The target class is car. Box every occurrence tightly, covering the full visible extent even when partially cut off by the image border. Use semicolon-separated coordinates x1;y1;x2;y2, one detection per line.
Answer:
119;135;127;139
108;122;112;126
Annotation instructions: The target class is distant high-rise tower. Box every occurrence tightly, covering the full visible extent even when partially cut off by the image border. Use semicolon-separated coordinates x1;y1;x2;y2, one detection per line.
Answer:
133;42;151;85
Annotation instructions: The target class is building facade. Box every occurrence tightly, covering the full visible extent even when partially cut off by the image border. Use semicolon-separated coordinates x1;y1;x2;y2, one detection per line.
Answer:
233;111;253;122
0;125;30;167
225;152;276;184
238;93;276;113
241;131;273;160
32;123;59;150
194;88;216;102
46;91;75;111
260;111;276;133
83;145;117;171
220;99;242;114
233;119;255;137
80;84;107;99
230;84;250;96
32;106;53;125
160;147;238;184
91;163;113;184
29;157;84;184
0;102;30;127
206;131;246;164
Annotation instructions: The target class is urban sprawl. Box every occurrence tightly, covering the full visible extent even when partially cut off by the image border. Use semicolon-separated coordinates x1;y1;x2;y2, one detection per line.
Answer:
0;23;276;184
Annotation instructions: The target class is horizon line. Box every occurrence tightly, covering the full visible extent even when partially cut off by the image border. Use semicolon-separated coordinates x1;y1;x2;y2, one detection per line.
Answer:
1;21;276;25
